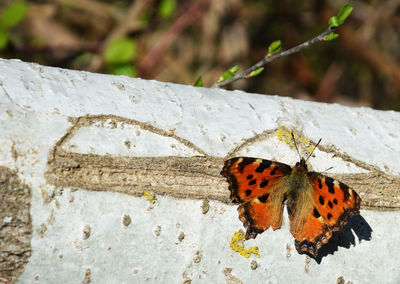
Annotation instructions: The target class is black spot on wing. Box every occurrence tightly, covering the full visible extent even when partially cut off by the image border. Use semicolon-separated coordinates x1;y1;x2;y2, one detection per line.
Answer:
318;179;323;189
328;201;333;209
313;208;321;218
327;213;332;220
333;198;338;205
248;179;256;186
258;193;269;203
260;180;268;188
245;189;252;196
255;160;272;173
270;168;277;175
325;177;335;194
247;174;253;180
319;196;324;205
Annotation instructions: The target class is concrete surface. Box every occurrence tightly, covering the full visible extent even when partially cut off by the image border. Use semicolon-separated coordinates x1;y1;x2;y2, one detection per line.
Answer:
0;58;399;283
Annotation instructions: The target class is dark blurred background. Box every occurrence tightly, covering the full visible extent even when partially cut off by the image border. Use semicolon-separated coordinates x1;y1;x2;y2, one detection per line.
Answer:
1;0;399;110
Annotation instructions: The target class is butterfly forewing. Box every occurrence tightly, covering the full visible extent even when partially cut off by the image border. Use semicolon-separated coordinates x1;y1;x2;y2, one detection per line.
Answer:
221;157;292;203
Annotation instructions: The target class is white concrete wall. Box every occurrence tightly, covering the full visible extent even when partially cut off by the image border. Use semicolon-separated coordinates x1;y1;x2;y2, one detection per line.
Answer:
0;58;399;283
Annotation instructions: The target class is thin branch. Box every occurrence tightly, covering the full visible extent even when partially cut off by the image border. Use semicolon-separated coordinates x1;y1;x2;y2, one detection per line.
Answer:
212;27;336;88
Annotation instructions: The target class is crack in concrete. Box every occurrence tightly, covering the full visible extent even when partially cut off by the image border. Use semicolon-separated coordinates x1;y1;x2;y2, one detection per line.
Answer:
0;84;24;112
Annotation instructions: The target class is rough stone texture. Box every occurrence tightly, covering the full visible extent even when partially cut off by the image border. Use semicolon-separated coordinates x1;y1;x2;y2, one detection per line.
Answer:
0;167;32;283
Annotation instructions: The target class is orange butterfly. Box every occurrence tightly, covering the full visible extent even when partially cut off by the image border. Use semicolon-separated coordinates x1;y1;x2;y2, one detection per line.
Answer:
221;135;361;257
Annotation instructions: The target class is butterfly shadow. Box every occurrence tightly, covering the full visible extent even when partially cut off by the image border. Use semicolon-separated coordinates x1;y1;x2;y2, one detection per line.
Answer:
302;214;372;264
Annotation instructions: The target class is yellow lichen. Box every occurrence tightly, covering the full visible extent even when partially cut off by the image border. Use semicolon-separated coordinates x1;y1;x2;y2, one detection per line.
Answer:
276;127;316;158
230;231;260;258
144;191;157;204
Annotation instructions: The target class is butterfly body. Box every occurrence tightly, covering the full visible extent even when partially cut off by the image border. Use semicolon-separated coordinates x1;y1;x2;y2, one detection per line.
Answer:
221;156;361;256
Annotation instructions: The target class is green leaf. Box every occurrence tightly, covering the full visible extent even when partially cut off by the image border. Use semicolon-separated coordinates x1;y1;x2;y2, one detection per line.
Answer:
329;16;339;28
323;32;339;41
112;64;137;77
329;5;354;27
218;65;239;82
0;1;27;29
0;28;8;49
337;4;353;24
103;37;137;64
194;76;203;87
267;40;281;55
248;67;264;77
158;0;176;18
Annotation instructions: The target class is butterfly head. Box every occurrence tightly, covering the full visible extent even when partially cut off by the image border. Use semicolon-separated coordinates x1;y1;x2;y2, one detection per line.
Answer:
294;158;308;171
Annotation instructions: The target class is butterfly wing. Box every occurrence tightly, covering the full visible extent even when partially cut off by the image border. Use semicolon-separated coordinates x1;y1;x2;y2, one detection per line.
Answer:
288;171;361;256
221;157;292;239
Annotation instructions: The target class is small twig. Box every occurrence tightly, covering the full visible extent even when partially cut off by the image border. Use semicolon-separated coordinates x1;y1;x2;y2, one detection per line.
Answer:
212;27;336;88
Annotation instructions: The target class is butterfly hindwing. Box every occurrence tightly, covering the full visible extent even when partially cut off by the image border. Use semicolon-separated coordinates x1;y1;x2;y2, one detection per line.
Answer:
289;172;361;256
237;188;286;239
221;157;292;239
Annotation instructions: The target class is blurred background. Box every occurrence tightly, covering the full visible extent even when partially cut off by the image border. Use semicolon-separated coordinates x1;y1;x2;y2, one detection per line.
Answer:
0;0;399;110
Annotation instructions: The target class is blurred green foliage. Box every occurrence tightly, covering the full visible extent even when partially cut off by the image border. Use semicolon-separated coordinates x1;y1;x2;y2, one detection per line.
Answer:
104;37;137;64
104;37;137;77
0;0;27;50
0;1;396;110
158;0;177;18
194;76;203;87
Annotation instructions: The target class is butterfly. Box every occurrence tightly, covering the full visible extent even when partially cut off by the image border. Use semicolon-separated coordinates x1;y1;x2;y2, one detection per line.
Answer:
220;135;361;257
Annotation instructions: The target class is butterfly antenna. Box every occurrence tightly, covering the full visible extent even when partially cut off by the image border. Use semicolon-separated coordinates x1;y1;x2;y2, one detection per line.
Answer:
291;132;302;160
305;138;322;163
